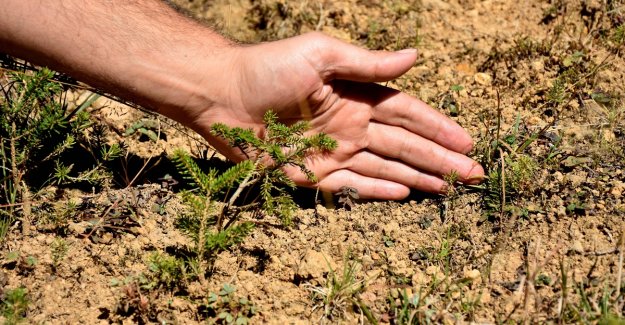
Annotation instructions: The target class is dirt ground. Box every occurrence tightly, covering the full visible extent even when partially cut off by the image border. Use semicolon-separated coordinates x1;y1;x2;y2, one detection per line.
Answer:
2;0;625;323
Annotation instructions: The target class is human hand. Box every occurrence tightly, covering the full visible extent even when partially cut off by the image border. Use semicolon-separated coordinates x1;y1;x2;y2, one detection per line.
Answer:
0;0;482;199
190;32;484;200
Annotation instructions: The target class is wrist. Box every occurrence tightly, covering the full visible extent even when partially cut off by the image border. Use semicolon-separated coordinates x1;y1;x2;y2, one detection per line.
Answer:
121;32;240;128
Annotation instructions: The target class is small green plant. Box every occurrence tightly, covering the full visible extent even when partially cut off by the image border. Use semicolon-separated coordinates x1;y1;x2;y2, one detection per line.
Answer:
146;252;188;290
4;252;37;276
1;287;29;325
450;84;464;93
611;24;625;46
439;89;461;117
0;67;118;236
479;108;539;221
113;279;153;323
443;170;460;196
50;237;69;271
388;288;431;325
173;110;336;278
203;284;257;325
307;259;374;323
484;153;537;219
123;118;161;142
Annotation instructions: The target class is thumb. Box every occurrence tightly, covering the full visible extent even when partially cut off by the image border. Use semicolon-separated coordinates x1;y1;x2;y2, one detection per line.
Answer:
306;33;418;82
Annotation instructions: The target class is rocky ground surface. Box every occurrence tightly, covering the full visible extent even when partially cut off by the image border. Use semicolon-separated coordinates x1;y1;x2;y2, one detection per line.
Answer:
1;0;625;323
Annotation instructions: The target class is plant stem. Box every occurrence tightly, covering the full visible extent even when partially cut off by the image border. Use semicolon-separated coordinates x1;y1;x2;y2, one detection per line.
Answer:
10;122;30;235
218;160;259;230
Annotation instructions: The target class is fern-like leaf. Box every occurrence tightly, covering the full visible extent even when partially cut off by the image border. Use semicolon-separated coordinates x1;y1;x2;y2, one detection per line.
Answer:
173;149;216;194
212;160;255;194
204;222;255;253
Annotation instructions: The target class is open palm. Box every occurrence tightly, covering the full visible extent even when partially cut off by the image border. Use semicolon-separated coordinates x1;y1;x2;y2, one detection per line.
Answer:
195;33;484;200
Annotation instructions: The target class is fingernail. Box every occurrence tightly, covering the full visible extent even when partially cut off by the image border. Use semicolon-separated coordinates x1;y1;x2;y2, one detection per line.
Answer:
397;48;417;54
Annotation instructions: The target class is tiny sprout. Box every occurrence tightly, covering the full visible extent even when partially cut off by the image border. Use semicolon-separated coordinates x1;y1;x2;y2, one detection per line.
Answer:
450;84;464;92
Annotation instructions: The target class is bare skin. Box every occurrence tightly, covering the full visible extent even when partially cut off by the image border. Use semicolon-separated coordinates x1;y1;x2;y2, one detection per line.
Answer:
0;0;484;200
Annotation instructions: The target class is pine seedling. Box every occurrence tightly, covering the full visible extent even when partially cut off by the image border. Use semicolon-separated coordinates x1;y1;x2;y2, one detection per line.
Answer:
173;110;336;275
484;154;537;219
50;237;69;272
0;67;116;235
1;287;29;325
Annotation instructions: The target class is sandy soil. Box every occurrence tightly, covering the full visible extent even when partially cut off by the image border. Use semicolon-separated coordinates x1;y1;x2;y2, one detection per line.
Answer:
2;0;624;323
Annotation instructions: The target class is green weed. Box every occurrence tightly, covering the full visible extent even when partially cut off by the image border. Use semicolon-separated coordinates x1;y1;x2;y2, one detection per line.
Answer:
202;284;257;325
146;252;188;291
50;237;69;272
556;256;625;323
307;259;374;324
1;287;28;325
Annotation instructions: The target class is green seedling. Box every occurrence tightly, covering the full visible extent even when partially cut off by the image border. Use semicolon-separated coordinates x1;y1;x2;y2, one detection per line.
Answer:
124;118;161;142
50;237;69;271
146;252;188;291
1;287;28;325
203;284;257;325
0;67;121;237
440;93;460;117
307;259;374;324
383;235;395;247
388;288;429;325
611;24;625;46
172;110;336;279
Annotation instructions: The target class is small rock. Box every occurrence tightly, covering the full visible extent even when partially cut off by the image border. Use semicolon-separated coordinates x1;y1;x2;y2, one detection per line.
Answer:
464;269;481;281
360;291;377;304
297;250;335;279
68;221;90;235
480;291;492;304
386;250;399;265
421;0;451;10
474;72;493;86
565;172;587;187
531;60;545;72
611;181;624;197
554;171;564;182
365;269;383;281
603;130;616;142
383;221;400;236
169;297;187;310
412;271;427;285
426;265;439;276
569;240;584;254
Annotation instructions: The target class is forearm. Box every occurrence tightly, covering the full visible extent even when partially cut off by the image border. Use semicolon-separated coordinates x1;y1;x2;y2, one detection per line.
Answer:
0;0;236;122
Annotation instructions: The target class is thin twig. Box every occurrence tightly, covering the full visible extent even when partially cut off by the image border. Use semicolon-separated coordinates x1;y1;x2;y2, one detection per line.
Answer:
615;224;625;313
499;147;506;222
